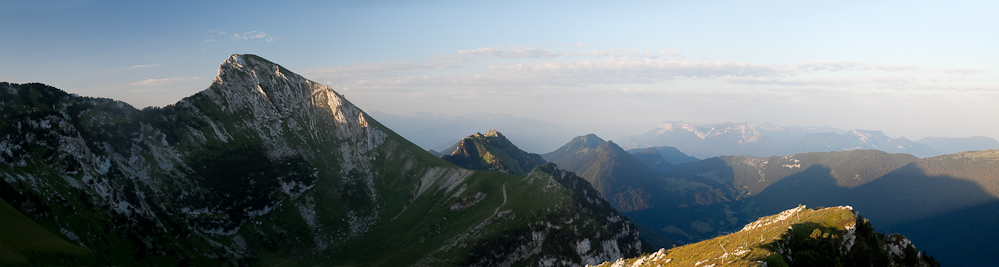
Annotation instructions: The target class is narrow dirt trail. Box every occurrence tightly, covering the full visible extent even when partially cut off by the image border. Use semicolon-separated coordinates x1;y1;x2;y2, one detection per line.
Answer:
492;182;508;216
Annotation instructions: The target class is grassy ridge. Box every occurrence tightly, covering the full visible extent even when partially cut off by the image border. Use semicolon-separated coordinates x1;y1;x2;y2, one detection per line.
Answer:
915;150;999;197
598;206;937;267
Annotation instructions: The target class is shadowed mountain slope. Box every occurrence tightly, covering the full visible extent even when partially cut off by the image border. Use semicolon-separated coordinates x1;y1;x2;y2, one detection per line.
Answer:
0;55;642;266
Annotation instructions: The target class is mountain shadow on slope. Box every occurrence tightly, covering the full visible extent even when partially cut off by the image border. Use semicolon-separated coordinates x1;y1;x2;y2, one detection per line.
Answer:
439;129;547;175
753;162;998;227
752;165;855;215
752;162;998;266
888;200;999;267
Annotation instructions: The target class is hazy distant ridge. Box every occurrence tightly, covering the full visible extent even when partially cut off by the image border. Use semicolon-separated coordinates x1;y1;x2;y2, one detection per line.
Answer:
619;121;996;158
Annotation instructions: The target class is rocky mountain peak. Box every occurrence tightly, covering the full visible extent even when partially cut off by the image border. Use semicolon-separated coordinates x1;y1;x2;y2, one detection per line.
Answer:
199;54;383;148
654;121;760;143
441;129;546;175
573;134;606;149
484;129;502;138
211;54;342;116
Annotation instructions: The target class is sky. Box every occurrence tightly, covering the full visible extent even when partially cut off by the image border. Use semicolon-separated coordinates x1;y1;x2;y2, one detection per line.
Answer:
2;0;997;141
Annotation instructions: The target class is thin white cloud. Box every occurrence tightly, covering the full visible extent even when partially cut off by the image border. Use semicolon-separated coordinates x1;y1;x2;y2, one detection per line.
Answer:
232;31;271;40
457;46;562;59
944;68;981;75
792;61;920;72
303;62;438;79
128;89;166;93
302;45;990;101
130;77;206;86
587;48;683;60
128;64;160;69
724;77;850;87
206;30;275;43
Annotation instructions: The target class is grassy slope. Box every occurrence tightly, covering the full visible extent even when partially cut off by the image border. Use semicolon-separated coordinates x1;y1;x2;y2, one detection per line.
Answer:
208;101;592;265
0;198;88;265
325;171;571;266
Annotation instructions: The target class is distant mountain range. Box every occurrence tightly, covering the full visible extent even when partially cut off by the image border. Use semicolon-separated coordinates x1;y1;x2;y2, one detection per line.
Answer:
916;136;999;155
618;121;999;159
369;111;582;154
382;117;997;160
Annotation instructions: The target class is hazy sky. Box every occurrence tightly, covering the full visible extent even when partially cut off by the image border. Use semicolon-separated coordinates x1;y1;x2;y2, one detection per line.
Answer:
2;0;997;141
